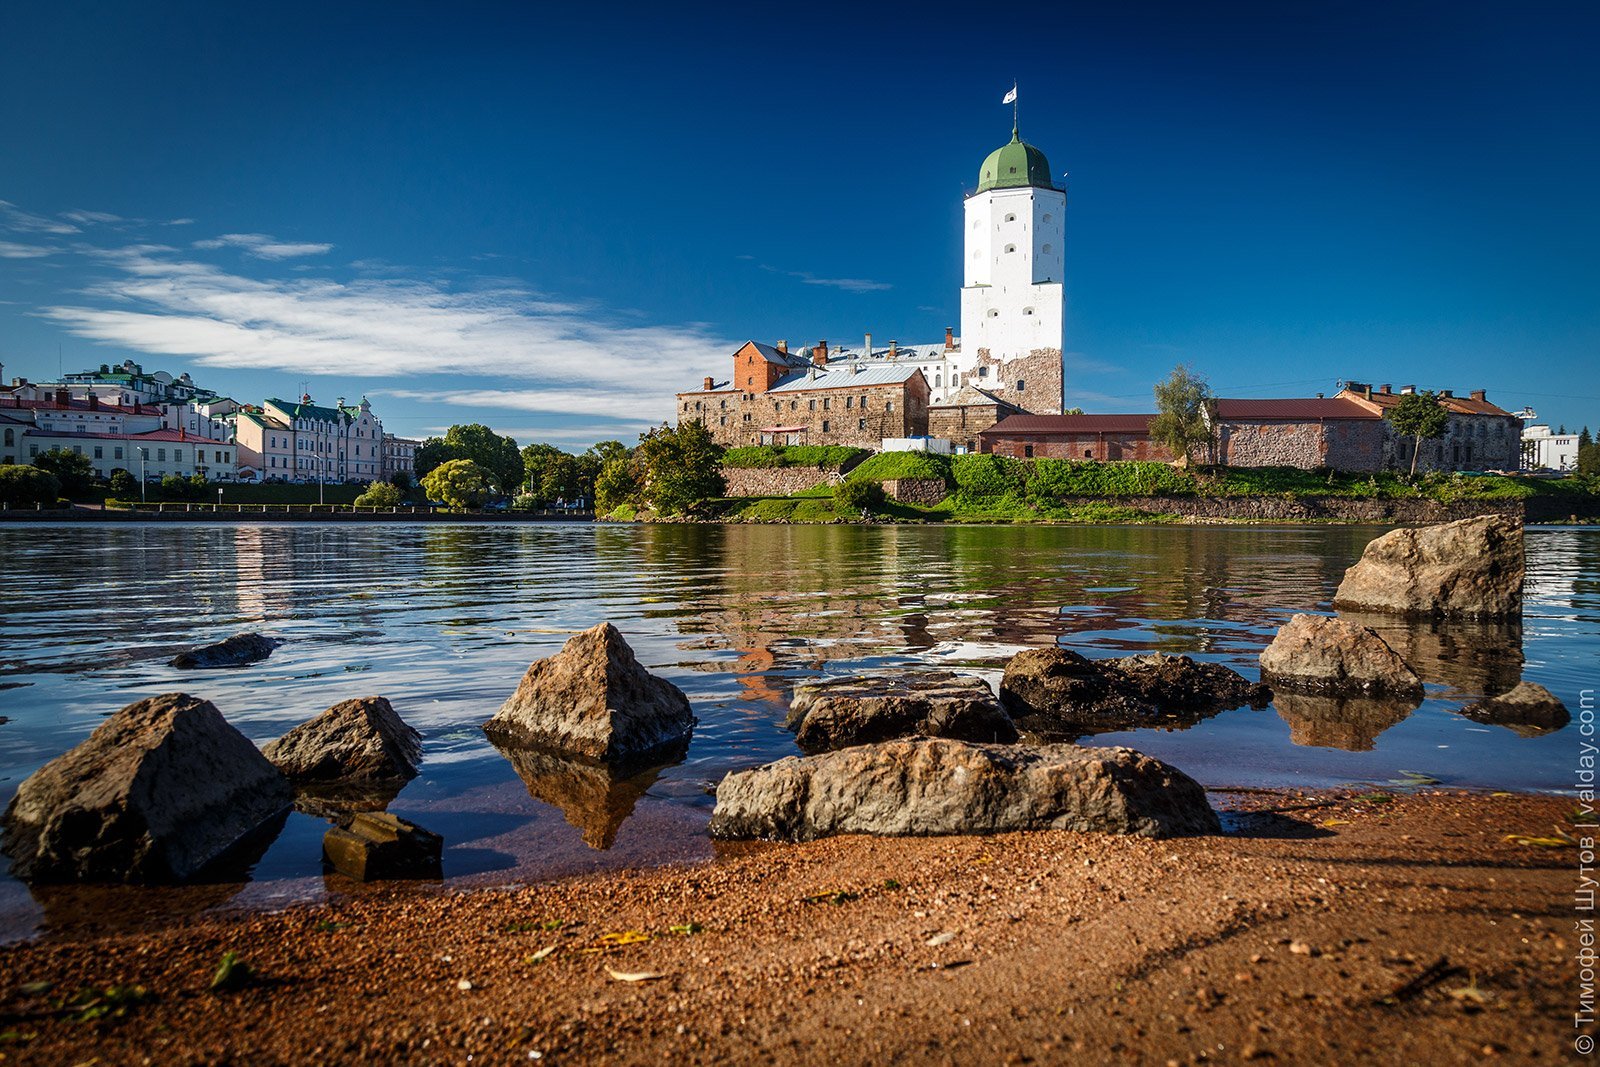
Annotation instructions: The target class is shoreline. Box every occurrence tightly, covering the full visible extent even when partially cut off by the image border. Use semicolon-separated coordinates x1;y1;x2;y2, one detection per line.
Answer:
0;788;1581;1064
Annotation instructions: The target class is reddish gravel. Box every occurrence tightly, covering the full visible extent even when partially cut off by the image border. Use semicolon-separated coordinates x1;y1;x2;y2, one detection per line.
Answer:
0;790;1584;1065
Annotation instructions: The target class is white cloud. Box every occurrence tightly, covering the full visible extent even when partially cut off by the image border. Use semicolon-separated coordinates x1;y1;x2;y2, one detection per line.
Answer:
490;424;654;446
193;233;333;259
383;386;669;422
756;262;892;293
0;241;58;259
62;209;123;225
0;201;79;235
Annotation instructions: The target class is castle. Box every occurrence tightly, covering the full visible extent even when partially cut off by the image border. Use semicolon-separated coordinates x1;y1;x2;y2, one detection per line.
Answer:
678;121;1067;451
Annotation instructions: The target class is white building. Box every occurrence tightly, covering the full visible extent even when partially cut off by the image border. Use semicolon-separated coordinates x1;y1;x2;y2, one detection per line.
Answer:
17;427;236;482
1522;424;1580;471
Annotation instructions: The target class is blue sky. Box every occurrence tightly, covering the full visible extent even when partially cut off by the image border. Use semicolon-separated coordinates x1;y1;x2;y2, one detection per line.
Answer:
1;1;1596;446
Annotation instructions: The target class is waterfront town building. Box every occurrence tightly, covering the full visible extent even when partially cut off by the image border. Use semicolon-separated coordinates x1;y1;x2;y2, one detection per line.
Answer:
1521;424;1579;471
1335;384;1521;472
382;433;423;482
677;121;1066;446
980;413;1173;462
234;395;386;484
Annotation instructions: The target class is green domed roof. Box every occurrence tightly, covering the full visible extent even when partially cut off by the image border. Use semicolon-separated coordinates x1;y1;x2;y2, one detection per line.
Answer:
976;128;1056;193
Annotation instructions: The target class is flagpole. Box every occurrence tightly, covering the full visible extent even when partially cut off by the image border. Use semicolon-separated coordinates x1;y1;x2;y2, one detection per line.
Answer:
1013;81;1018;133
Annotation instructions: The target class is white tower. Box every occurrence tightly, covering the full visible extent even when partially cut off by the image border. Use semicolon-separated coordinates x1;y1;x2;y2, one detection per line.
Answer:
958;124;1066;410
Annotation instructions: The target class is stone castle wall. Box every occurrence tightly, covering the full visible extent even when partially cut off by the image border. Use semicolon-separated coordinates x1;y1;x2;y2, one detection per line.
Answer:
722;466;842;498
1215;420;1385;472
958;347;1063;415
882;478;949;506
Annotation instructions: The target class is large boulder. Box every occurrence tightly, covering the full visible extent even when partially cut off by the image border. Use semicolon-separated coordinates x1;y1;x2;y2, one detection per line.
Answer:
1459;681;1570;737
784;671;1017;753
322;812;442;882
169;632;279;669
1332;515;1524;618
483;623;694;762
1258;614;1423;697
1000;649;1270;737
709;737;1219;842
263;696;422;784
1;693;292;883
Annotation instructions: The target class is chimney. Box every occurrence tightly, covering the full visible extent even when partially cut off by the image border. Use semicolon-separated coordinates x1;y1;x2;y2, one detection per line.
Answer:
776;340;787;355
945;326;954;349
1470;389;1486;402
87;393;99;410
889;339;898;358
1400;385;1416;395
703;376;714;391
1439;389;1453;399
1379;384;1391;395
55;387;69;407
864;332;872;358
813;340;828;367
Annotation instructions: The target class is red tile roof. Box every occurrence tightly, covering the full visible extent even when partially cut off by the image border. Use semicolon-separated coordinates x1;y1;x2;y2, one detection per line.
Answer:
983;414;1157;436
1213;397;1379;420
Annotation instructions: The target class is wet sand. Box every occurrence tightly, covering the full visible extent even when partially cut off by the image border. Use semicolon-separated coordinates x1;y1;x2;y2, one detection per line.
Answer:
0;790;1583;1065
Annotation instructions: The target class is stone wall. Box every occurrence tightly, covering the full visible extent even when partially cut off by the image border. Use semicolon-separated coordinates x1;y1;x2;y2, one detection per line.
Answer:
1386;414;1523;473
927;403;1006;453
1215;420;1385;472
883;478;949;506
957;347;1063;415
678;376;930;449
722;466;841;498
1055;495;1528;523
983;430;1174;462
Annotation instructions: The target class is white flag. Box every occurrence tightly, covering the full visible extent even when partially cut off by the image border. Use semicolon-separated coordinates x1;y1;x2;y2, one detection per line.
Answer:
1002;85;1018;105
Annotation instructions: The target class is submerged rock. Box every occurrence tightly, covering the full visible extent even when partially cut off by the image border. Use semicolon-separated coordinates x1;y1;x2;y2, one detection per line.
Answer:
263;696;422;784
784;671;1017;753
483;623;695;763
1459;681;1570;737
496;742;682;850
322;811;442;882
1258;614;1423;698
709;737;1219;842
169;632;279;669
1332;514;1524;618
999;649;1270;737
1;693;292;883
1274;691;1420;752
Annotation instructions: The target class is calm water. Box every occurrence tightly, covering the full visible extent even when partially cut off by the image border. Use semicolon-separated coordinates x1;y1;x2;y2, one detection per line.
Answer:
0;521;1595;941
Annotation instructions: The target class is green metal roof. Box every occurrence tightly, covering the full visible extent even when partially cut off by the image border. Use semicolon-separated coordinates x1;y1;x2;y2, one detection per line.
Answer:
265;397;348;423
976;128;1056;193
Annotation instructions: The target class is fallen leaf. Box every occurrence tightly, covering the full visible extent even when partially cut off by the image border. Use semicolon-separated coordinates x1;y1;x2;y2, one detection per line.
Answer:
926;932;957;947
526;946;558;964
668;922;703;936
607;969;665;983
1449;979;1492;1004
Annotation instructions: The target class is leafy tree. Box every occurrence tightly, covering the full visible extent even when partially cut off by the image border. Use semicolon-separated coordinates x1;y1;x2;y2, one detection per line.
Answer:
0;464;60;506
1386;391;1450;477
1064;406;1085;416
107;468;137;499
834;478;885;513
354;481;403;507
422;458;492;510
520;442;565;495
32;448;95;498
388;469;413;492
587;440;629;465
416;424;523;494
160;474;206;500
634;421;725;515
594;454;640;512
1148;365;1214;465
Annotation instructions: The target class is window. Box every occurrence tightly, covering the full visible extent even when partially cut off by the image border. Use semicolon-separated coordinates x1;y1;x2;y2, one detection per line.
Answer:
886;400;894;412
987;309;999;318
978;366;989;378
157;449;167;461
1004;213;1016;223
1024;445;1034;458
114;447;123;460
94;446;103;459
1023;307;1034;316
858;419;866;430
858;396;867;409
1084;449;1093;459
821;420;830;432
823;398;830;410
934;374;941;387
808;399;816;411
1042;213;1053;224
1041;244;1053;255
1016;379;1026;392
790;400;797;411
29;445;37;457
2;429;10;446
846;397;853;409
1004;244;1017;254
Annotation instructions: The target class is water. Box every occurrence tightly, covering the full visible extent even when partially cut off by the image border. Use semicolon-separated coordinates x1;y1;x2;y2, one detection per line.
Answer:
0;521;1595;941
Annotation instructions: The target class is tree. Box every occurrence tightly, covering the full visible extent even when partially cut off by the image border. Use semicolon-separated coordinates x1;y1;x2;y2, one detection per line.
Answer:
355;481;402;507
416;424;523;494
594;454;639;512
0;464;60;506
1149;365;1214;465
33;448;95;498
107;468;137;499
422;458;492;510
1578;442;1600;477
1386;391;1450;477
834;478;885;513
634;421;725;515
1581;427;1593;451
1064;406;1085;416
388;469;413;492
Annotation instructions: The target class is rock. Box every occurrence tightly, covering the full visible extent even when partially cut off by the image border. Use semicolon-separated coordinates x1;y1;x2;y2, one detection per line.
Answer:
169;632;279;669
999;649;1270;737
495;742;682;849
784;671;1017;753
1331;515;1524;618
262;696;422;784
1258;614;1423;698
1338;613;1523;695
483;623;694;762
1273;692;1419;751
1459;681;1570;737
322;811;442;882
1;693;292;883
708;737;1219;842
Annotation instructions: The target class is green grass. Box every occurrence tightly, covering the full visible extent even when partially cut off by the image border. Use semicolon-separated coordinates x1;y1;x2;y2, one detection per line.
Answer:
846;451;952;483
721;445;868;470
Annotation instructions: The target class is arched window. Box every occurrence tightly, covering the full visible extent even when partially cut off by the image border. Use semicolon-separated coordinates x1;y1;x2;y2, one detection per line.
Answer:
934;374;941;387
2;429;11;446
1004;243;1017;254
987;309;999;318
1004;213;1017;223
1023;307;1034;316
1041;243;1053;254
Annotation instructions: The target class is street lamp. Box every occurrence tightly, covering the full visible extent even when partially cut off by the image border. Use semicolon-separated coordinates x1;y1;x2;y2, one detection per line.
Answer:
137;447;148;503
217;486;223;512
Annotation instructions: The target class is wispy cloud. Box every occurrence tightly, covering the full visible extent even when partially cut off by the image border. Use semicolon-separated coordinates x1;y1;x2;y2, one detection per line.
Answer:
383;386;670;423
193;232;334;259
0;201;79;235
0;241;59;259
755;261;892;293
62;209;123;225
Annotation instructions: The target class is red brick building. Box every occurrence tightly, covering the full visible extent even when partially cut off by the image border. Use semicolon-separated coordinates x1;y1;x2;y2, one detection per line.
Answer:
978;413;1174;461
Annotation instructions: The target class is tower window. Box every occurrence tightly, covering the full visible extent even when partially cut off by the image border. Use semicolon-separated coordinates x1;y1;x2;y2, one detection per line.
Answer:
1004;244;1017;253
987;309;999;318
1004;213;1016;223
1043;213;1053;224
1016;379;1026;392
1041;243;1053;254
1023;307;1034;316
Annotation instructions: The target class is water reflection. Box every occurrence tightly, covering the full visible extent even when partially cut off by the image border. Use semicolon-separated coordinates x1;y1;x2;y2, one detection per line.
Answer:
1339;612;1524;695
1275;693;1421;752
494;743;686;850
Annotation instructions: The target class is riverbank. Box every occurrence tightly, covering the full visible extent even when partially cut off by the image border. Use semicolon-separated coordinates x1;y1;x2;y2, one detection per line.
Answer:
0;506;595;523
0;790;1580;1064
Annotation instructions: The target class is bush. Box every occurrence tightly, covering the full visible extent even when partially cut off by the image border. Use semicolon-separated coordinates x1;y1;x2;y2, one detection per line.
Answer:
33;448;95;498
952;453;1025;497
354;481;403;508
595;455;640;512
0;464;60;506
422;459;492;509
160;474;208;500
107;468;138;498
834;479;886;512
847;451;952;484
722;445;869;470
1027;459;1198;499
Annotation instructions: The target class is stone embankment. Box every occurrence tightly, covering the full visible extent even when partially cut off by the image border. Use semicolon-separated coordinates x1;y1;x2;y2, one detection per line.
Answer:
721;467;841;497
1056;495;1533;523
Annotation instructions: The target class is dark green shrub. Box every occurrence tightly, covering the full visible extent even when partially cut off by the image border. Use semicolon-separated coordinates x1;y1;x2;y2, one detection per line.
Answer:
847;451;952;484
834;479;886;512
952;453;1025;497
0;464;60;506
723;445;868;470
